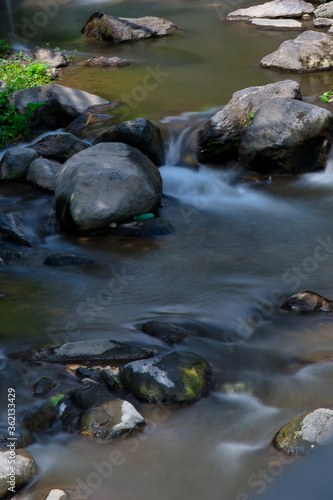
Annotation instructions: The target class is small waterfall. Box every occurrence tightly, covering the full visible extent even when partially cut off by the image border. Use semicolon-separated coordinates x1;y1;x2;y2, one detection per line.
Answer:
5;0;16;43
324;143;333;175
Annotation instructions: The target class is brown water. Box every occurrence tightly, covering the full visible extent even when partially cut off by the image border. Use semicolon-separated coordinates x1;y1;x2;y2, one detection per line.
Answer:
2;1;333;499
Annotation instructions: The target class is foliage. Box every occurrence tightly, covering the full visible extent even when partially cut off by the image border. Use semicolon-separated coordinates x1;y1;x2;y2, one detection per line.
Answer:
245;112;255;127
320;90;333;103
0;40;10;58
0;42;52;148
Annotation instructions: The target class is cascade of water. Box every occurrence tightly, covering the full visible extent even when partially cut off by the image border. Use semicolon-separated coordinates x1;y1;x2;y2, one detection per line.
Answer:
324;143;333;174
5;0;16;43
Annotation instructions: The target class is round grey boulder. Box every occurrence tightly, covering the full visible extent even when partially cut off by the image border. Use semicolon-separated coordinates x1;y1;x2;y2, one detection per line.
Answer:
314;1;333;19
55;143;162;231
239;97;333;174
260;31;333;72
0;449;38;498
27;157;62;191
0;148;38;180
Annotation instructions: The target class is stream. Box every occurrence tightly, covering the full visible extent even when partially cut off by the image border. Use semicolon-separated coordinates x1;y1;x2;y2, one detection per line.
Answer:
2;1;333;499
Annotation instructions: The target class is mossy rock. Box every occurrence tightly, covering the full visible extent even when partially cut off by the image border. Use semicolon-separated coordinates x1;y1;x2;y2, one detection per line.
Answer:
120;351;212;404
273;408;333;455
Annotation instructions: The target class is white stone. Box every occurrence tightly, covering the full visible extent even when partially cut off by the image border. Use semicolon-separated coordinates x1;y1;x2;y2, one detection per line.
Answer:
250;18;303;29
299;408;333;444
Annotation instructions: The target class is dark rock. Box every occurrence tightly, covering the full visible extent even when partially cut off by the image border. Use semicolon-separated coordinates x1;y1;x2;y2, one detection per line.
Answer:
141;321;189;344
0;147;38;180
28;134;89;163
273;409;333;455
0;449;37;497
239;98;333;174
281;290;333;312
59;397;81;433
260;31;333;72
110;218;175;239
80;398;145;439
0;212;34;247
11;84;109;131
43;253;94;266
22;400;57;433
120;351;212;404
70;383;114;410
33;377;57;395
196;80;301;164
86;56;130;67
0;426;35;450
55;143;162;232
31;340;154;364
227;0;314;19
27;157;63;191
0;250;25;262
81;12;178;43
91;118;165;166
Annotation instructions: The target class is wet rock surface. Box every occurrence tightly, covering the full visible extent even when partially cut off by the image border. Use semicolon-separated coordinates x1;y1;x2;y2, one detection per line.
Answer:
28;134;90;163
281;290;333;312
0;449;38;498
31;340;154;363
43;254;94;266
81;12;178;43
0;212;35;247
22;400;57;433
109;218;175;239
141;321;189;344
0;147;38;180
121;351;212;404
273;408;333;455
27;157;63;191
33;377;57;395
85;56;130;67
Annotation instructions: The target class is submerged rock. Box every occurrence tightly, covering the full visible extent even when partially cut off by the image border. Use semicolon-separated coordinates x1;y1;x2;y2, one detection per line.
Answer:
273;408;333;454
0;449;37;498
33;377;57;395
43;253;94;266
81;12;178;43
28;134;90;163
281;290;333;312
12;84;109;131
260;31;333;72
80;398;145;439
22;400;57;433
109;218;175;239
121;351;211;404
55;143;162;232
227;0;314;19
0;147;38;180
141;321;189;344
196;79;301;164
27;157;63;191
86;56;130;67
91;117;165;166
239;98;333;174
31;340;154;363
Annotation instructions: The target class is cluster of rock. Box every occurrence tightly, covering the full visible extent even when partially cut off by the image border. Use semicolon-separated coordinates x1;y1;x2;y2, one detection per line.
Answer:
196;79;333;173
226;0;333;72
0;323;210;498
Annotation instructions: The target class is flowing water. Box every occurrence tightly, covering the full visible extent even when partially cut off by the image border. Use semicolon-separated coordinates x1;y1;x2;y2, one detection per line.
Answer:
1;1;333;499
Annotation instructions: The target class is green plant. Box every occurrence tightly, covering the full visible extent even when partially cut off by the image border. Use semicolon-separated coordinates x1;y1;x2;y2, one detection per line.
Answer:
321;90;333;103
245;112;255;127
0;53;52;147
0;40;10;58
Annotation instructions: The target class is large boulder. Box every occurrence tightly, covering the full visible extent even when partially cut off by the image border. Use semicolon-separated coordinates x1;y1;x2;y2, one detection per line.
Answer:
55;143;162;231
314;1;333;19
239;97;333;174
0;147;38;180
28;134;90;163
27;157;63;191
11;84;109;131
81;11;177;43
273;408;333;455
120;351;212;404
227;0;314;19
260;31;333;72
0;449;37;498
30;48;68;68
91;118;166;166
196;79;301;164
